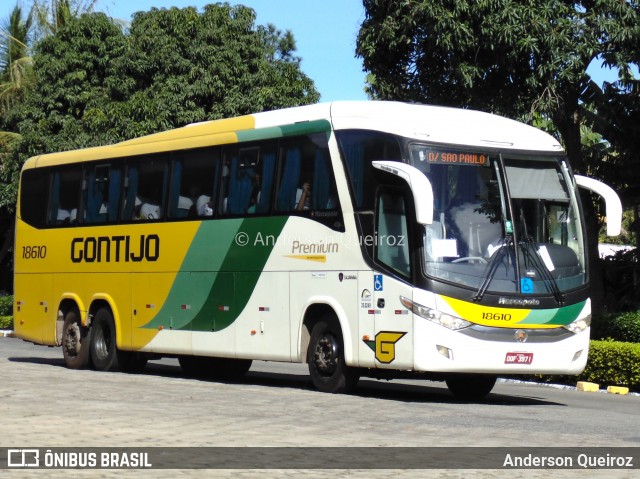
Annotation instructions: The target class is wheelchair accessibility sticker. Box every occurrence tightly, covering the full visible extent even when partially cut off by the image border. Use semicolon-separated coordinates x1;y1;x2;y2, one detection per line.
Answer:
520;277;534;294
374;274;383;292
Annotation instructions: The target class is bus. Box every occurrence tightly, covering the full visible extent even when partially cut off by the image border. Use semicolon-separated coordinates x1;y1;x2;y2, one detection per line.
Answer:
14;101;622;399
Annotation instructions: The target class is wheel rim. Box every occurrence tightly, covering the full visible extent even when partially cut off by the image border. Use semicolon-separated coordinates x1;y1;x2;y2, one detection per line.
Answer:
94;322;110;361
64;322;80;357
313;331;339;376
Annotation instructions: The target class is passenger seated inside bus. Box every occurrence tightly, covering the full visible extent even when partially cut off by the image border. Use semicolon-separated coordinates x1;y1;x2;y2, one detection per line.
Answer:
139;202;161;220
133;196;161;220
196;195;213;216
295;181;311;210
56;209;71;224
177;195;193;218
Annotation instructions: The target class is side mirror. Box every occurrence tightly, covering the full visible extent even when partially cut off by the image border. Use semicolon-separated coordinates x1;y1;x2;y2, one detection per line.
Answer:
575;175;622;236
372;161;433;225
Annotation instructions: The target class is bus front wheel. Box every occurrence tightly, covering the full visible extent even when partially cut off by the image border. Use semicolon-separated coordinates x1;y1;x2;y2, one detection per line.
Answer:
90;308;121;372
61;309;91;369
445;374;497;400
307;317;359;394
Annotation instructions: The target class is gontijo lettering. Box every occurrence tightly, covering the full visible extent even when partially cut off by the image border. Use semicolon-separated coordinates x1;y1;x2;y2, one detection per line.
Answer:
71;234;160;263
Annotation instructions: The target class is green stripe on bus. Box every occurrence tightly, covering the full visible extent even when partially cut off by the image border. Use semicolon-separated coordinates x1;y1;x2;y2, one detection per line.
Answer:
142;216;288;332
519;301;586;326
279;120;331;137
235;120;331;143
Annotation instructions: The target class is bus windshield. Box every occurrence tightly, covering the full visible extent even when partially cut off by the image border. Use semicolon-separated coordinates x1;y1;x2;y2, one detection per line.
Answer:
410;145;586;296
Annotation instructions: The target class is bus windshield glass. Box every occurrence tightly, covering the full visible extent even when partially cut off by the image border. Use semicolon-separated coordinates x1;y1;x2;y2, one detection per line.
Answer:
410;145;586;296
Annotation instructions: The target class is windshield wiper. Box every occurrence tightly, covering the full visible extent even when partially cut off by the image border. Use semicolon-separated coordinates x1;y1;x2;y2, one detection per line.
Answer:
473;235;514;302
520;235;565;306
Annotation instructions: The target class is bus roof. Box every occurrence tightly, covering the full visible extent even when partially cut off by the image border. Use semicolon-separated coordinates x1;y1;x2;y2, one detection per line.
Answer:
23;101;563;170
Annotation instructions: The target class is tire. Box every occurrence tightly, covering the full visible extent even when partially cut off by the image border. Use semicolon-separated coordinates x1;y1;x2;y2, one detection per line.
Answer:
90;308;121;372
307;316;359;394
445;374;497;400
61;309;91;369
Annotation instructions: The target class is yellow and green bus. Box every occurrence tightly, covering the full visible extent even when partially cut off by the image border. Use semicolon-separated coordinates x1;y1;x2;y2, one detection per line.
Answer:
14;101;621;398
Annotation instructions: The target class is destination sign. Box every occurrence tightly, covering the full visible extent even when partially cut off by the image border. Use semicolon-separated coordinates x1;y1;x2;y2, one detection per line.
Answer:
425;149;489;166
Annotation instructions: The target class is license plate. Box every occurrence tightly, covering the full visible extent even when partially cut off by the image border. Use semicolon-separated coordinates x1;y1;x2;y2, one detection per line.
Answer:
505;352;533;364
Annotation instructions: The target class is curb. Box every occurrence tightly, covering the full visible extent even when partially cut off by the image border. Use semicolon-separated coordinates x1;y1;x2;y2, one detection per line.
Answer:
607;386;630;395
0;330;15;338
500;378;638;396
576;381;630;395
576;381;599;392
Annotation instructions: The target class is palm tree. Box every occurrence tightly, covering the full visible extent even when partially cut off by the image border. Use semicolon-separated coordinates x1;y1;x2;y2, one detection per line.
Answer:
0;5;34;115
31;0;98;40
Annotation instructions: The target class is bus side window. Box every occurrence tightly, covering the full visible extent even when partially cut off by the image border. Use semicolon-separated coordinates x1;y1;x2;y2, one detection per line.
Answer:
121;164;138;220
48;167;82;226
276;146;302;212
127;155;168;221
276;133;335;214
168;147;219;219
376;190;411;278
84;164;118;224
226;147;258;215
254;148;276;214
336;130;402;212
20;169;49;228
312;147;337;210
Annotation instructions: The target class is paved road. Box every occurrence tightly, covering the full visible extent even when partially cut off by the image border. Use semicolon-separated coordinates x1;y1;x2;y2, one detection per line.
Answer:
1;336;639;478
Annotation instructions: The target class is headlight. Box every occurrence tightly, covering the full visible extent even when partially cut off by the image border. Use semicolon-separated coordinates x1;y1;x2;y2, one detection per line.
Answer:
400;296;472;330
563;314;591;334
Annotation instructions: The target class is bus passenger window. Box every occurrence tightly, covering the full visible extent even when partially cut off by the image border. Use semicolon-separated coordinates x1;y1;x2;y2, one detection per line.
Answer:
20;169;49;228
225;147;258;215
48;167;82;226
83;164;116;224
336;130;402;211
125;155;168;221
169;147;219;219
276;134;335;214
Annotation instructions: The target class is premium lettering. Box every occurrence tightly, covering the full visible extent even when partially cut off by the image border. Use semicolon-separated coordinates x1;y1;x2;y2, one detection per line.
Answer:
71;234;160;263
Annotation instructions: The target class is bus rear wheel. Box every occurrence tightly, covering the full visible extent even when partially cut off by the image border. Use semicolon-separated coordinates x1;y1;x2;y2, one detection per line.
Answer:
61;309;91;369
90;308;121;372
445;374;497;400
307;317;359;394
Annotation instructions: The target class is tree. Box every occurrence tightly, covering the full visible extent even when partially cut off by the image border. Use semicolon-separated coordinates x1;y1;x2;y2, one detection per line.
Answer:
0;5;34;115
102;4;318;138
357;0;640;312
11;4;318;154
30;0;98;40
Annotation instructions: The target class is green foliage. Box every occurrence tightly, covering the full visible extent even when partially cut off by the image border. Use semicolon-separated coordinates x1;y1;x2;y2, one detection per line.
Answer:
580;340;640;390
0;316;12;330
591;310;640;343
0;5;34;115
599;208;637;247
601;249;640;311
0;294;12;316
